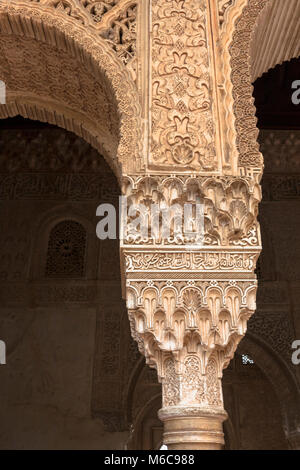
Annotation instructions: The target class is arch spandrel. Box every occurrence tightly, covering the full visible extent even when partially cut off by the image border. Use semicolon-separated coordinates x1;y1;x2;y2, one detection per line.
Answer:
0;0;142;177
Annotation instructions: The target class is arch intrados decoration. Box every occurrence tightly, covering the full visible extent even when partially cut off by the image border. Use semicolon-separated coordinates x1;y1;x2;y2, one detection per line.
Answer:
228;0;269;171
224;0;300;81
0;99;120;177
224;0;300;173
0;0;141;177
0;96;118;178
228;1;300;422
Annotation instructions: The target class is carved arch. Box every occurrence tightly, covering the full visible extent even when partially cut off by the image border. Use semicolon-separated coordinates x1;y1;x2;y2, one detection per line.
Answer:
221;0;300;174
0;0;142;177
239;333;300;439
129;394;163;450
222;0;300;80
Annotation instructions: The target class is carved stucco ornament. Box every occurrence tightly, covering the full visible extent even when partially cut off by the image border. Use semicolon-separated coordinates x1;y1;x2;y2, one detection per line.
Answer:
120;0;274;449
0;0;285;450
121;173;261;449
0;0;142;177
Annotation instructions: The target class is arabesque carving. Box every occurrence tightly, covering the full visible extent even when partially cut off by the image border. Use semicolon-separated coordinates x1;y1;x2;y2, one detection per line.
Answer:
218;0;235;27
219;0;276;175
150;0;219;172
100;3;137;68
1;0;296;451
25;0;138;69
0;0;142;176
229;0;267;171
121;172;261;449
122;175;261;247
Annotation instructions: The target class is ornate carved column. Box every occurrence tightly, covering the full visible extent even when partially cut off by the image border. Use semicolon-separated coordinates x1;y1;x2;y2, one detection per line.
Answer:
121;174;260;449
120;0;264;450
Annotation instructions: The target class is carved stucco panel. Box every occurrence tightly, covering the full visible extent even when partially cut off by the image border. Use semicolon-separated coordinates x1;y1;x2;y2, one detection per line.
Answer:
149;0;222;173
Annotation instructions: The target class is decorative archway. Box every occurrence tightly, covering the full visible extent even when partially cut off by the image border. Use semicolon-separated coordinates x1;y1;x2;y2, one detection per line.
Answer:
0;0;142;177
240;333;300;448
1;0;299;451
221;0;300;173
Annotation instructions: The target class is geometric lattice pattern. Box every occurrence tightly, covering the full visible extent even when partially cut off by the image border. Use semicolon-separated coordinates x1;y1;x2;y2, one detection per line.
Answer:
46;220;86;277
